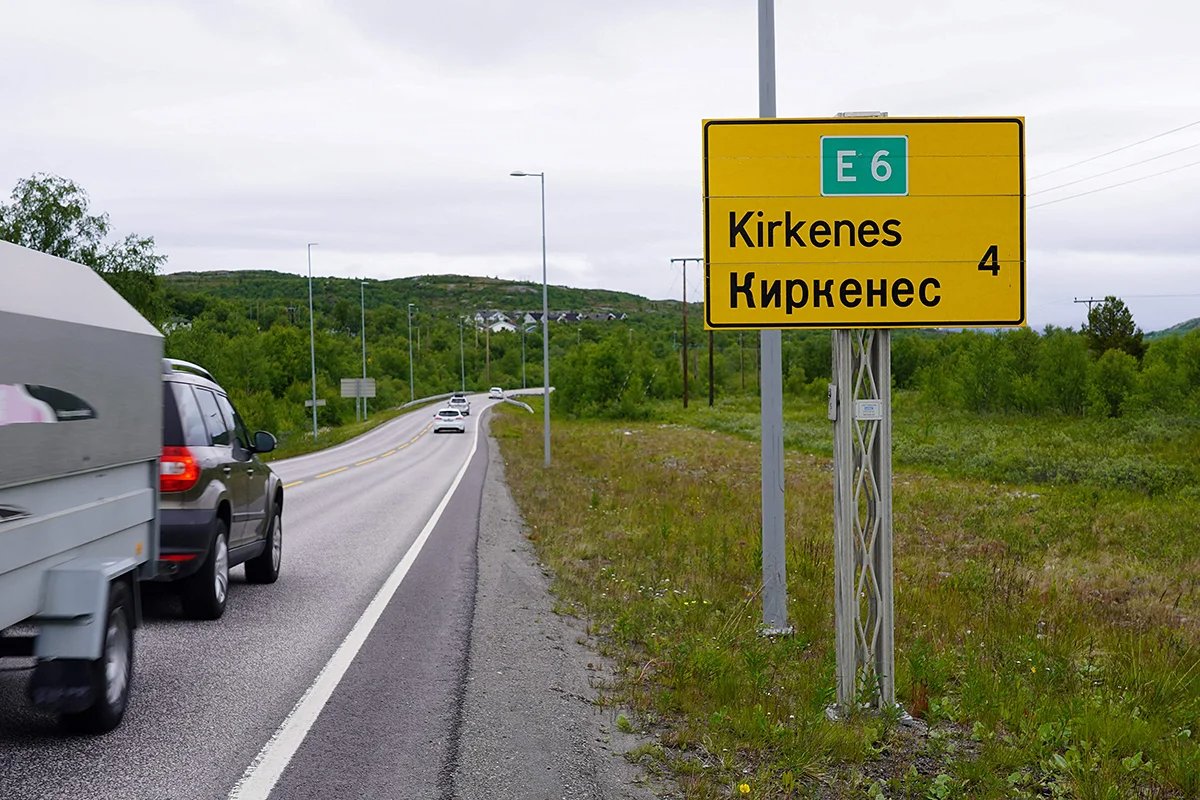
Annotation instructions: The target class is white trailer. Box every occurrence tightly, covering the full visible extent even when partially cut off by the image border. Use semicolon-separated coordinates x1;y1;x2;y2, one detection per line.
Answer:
0;241;161;733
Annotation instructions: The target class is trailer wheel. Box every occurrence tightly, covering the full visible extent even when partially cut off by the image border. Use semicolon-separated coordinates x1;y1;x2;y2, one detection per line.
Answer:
181;522;229;620
60;580;134;734
245;503;282;584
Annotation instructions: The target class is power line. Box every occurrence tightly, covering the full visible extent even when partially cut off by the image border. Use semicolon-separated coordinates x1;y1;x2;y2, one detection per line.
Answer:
1123;293;1200;299
1029;158;1200;209
1031;142;1200;196
1031;119;1200;180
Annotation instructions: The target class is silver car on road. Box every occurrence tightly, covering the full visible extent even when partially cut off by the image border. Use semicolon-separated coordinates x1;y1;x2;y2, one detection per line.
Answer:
433;407;466;434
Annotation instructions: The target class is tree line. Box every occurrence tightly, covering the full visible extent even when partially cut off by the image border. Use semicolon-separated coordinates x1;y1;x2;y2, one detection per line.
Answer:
3;173;1196;442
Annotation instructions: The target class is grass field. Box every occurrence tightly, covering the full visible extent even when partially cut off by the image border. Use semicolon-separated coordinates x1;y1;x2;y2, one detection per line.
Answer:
492;394;1200;799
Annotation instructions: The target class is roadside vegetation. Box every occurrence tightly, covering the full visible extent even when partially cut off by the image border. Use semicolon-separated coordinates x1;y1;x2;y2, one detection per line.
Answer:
493;390;1200;798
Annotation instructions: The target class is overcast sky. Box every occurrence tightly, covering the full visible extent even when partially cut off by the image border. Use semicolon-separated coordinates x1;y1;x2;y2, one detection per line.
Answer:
3;0;1197;330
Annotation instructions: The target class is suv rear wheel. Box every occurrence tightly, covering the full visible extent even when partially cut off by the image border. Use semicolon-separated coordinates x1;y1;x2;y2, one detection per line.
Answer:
245;504;282;584
181;521;229;620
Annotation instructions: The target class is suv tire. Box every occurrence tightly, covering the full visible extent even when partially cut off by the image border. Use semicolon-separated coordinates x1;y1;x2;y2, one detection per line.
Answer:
181;521;229;620
245;504;282;585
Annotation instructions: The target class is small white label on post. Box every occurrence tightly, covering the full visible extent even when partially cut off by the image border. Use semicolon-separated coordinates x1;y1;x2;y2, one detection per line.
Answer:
854;399;883;420
827;384;838;421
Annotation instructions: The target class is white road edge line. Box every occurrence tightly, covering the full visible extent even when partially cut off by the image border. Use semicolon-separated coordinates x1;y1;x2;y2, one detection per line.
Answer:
228;414;485;800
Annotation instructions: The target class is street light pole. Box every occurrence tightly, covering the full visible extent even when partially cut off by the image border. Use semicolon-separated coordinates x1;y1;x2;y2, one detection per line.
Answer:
360;280;368;421
459;316;466;392
307;242;319;439
407;303;416;403
511;170;550;467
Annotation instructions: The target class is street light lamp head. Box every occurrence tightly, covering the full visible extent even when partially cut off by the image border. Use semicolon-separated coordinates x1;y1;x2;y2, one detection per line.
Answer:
510;171;526;177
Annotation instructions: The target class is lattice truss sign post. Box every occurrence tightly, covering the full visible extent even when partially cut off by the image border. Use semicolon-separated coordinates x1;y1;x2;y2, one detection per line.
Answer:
831;329;894;709
703;116;1026;713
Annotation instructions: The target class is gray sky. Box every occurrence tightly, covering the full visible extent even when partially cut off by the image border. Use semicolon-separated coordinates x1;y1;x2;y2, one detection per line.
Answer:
3;0;1198;330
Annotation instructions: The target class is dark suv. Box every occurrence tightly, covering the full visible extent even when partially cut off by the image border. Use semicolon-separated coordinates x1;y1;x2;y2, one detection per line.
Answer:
158;359;284;619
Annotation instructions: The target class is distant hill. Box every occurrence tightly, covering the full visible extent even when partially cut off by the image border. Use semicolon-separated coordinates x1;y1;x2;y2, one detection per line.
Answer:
163;270;669;318
1146;317;1200;340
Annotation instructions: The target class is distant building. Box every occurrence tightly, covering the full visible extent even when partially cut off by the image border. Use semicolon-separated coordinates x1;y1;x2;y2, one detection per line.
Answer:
161;316;193;334
476;308;627;326
474;309;512;326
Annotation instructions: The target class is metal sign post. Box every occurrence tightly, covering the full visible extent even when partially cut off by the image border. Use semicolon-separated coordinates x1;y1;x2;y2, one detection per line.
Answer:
831;329;894;710
756;0;790;636
831;112;894;713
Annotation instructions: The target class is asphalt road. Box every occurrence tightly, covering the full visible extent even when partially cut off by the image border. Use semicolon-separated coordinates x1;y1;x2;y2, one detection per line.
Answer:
1;398;487;796
0;391;665;800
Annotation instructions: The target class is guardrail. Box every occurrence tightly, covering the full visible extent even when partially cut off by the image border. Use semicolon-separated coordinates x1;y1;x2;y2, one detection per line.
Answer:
399;387;553;414
399;392;455;410
501;397;534;414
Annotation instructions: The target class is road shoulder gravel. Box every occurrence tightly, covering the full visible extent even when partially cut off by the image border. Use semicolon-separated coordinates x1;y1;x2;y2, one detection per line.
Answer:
453;425;674;800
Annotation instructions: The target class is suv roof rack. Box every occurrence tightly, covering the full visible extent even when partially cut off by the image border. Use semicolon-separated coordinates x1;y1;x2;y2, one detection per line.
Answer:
163;359;216;383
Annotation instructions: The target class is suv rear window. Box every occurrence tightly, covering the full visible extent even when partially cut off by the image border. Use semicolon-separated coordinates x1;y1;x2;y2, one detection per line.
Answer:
163;382;210;447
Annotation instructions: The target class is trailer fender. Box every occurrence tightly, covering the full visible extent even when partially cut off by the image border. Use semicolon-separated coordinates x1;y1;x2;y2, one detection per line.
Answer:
34;557;141;661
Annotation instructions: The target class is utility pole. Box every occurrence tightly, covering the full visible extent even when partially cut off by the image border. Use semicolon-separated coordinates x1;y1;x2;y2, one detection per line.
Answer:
740;332;745;391
709;330;715;407
407;303;416;403
1074;297;1102;315
671;257;702;408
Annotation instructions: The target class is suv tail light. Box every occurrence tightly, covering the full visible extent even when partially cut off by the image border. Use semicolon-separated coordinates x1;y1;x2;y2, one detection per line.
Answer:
160;446;200;492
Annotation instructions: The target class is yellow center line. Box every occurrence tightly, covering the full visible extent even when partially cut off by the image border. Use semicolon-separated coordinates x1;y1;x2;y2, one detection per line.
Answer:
315;467;349;479
283;480;304;489
297;423;433;480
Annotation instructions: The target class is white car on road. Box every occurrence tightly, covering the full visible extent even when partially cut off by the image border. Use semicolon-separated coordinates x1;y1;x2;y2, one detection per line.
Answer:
433;407;466;434
448;394;470;416
488;387;504;399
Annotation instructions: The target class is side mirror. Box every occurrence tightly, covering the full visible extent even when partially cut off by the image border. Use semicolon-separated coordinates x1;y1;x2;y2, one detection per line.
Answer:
253;430;277;453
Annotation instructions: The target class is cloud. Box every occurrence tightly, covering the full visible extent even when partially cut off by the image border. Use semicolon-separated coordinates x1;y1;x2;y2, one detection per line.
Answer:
2;0;1197;333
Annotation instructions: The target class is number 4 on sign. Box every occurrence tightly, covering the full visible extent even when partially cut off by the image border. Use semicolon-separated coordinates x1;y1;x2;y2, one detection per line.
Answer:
978;244;999;276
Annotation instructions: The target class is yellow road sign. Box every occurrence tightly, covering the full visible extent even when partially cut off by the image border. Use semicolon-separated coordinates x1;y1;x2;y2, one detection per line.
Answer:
703;117;1025;329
